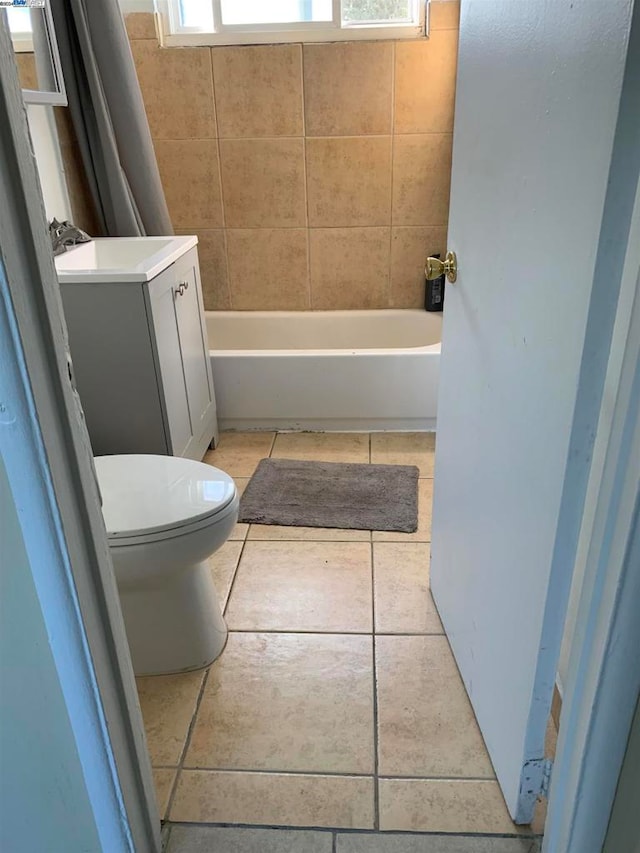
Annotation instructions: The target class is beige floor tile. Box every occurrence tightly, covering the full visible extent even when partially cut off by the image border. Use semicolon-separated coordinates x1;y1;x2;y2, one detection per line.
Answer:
171;769;375;828
373;478;432;542
228;477;250;541
152;768;176;820
226;541;372;632
272;432;369;464
167;826;334;853
373;543;443;634
335;834;535;853
204;432;275;477
370;432;436;477
248;524;370;542
209;541;243;610
136;670;205;766
185;632;374;774
378;779;522;834
229;524;249;541
376;635;494;778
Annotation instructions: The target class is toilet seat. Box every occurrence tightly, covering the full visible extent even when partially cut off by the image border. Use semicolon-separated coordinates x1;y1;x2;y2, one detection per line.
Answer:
95;454;237;547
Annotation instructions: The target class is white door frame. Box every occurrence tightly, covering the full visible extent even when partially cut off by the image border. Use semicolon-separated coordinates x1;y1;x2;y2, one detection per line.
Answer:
1;4;639;850
0;16;159;851
543;155;640;853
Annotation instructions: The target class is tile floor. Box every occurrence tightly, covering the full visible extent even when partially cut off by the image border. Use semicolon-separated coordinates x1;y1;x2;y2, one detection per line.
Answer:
135;432;547;842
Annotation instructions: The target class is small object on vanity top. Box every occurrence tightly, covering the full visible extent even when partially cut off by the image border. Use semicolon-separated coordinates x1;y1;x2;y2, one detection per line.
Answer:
49;217;92;256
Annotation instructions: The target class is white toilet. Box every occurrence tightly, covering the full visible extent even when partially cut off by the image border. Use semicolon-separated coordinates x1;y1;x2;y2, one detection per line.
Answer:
94;454;239;677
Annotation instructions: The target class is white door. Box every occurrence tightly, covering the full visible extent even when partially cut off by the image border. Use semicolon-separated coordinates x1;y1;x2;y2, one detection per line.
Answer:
430;0;634;824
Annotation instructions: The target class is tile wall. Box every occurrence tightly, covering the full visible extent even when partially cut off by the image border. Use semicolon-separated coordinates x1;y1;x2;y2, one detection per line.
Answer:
64;3;460;311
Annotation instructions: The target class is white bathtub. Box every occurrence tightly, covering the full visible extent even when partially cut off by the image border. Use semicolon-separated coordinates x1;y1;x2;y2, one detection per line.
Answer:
205;309;442;432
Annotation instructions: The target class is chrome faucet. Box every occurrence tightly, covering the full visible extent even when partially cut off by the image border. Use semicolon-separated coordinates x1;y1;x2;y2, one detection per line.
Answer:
49;218;92;256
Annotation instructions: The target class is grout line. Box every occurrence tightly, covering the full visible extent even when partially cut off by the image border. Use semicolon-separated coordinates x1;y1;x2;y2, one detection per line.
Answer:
208;48;233;310
222;535;250;619
164;665;212;820
221;629;445;636
388;40;396;304
200;223;447;231
175;766;496;783
180;766;376;779
332;832;337;853
268;431;278;457
162;821;539;841
371;537;380;831
300;46;313;311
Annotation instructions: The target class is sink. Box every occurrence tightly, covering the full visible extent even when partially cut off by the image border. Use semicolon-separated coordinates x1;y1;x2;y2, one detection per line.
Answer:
55;235;198;284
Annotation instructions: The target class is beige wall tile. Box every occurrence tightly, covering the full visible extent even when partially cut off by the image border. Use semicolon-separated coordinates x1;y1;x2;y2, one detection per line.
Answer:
177;229;229;310
392;134;453;226
376;635;494;777
395;31;459;134
131;41;216;139
225;541;373;632
310;228;390;310
371;431;436;476
185;632;375;774
372;478;432;542
124;12;157;40
429;0;461;30
378;779;521;834
373;543;443;634
135;669;205;766
220;138;306;227
271;431;370;463
208;540;243;610
155;139;223;229
152;768;176;820
304;42;393;136
226;229;309;310
307;137;392;227
171;770;375;828
15;53;38;90
204;431;275;477
213;45;303;138
391;226;448;307
54;109;102;237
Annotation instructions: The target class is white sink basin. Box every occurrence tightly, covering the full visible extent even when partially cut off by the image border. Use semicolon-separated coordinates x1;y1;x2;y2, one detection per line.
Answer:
55;235;197;283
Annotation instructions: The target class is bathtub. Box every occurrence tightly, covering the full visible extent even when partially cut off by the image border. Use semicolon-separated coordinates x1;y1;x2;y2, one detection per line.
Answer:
205;309;442;432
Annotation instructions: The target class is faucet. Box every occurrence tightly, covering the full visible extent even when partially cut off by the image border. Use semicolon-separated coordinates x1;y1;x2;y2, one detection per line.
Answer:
49;218;92;256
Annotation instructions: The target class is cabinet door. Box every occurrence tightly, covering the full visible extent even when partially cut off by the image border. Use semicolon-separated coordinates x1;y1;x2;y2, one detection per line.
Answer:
146;267;192;456
173;253;215;441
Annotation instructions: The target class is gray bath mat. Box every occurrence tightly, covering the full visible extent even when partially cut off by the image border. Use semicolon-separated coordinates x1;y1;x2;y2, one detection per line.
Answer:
238;458;419;532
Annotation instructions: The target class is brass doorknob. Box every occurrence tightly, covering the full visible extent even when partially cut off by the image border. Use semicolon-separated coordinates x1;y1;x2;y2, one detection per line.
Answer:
425;251;457;284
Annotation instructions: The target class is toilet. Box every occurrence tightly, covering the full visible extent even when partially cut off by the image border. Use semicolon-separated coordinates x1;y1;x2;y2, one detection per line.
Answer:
94;454;239;677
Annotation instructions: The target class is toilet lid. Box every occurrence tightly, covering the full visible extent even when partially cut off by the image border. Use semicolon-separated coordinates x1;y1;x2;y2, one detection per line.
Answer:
95;454;236;540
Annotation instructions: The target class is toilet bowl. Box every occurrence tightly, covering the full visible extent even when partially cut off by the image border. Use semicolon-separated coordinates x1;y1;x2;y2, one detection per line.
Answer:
95;454;239;676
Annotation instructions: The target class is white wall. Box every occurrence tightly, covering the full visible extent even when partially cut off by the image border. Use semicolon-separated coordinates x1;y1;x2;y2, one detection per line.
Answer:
0;456;102;853
26;104;72;223
119;0;154;12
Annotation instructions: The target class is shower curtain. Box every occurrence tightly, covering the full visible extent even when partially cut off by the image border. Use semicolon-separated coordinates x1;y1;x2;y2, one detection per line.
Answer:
50;0;173;236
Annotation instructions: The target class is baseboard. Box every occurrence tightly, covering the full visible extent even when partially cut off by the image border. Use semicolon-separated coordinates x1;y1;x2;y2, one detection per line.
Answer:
218;418;438;432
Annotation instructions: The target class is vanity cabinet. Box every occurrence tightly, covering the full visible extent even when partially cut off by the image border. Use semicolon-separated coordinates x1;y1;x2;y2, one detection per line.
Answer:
59;246;218;460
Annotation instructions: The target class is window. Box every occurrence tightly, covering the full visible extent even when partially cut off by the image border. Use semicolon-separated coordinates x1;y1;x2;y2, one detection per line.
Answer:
7;7;33;51
158;0;426;46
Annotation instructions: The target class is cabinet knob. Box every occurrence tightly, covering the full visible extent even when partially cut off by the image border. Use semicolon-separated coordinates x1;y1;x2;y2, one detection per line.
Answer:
175;281;189;297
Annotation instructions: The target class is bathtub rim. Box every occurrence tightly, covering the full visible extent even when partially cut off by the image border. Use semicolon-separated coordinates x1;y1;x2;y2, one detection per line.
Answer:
209;343;441;357
205;308;442;356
